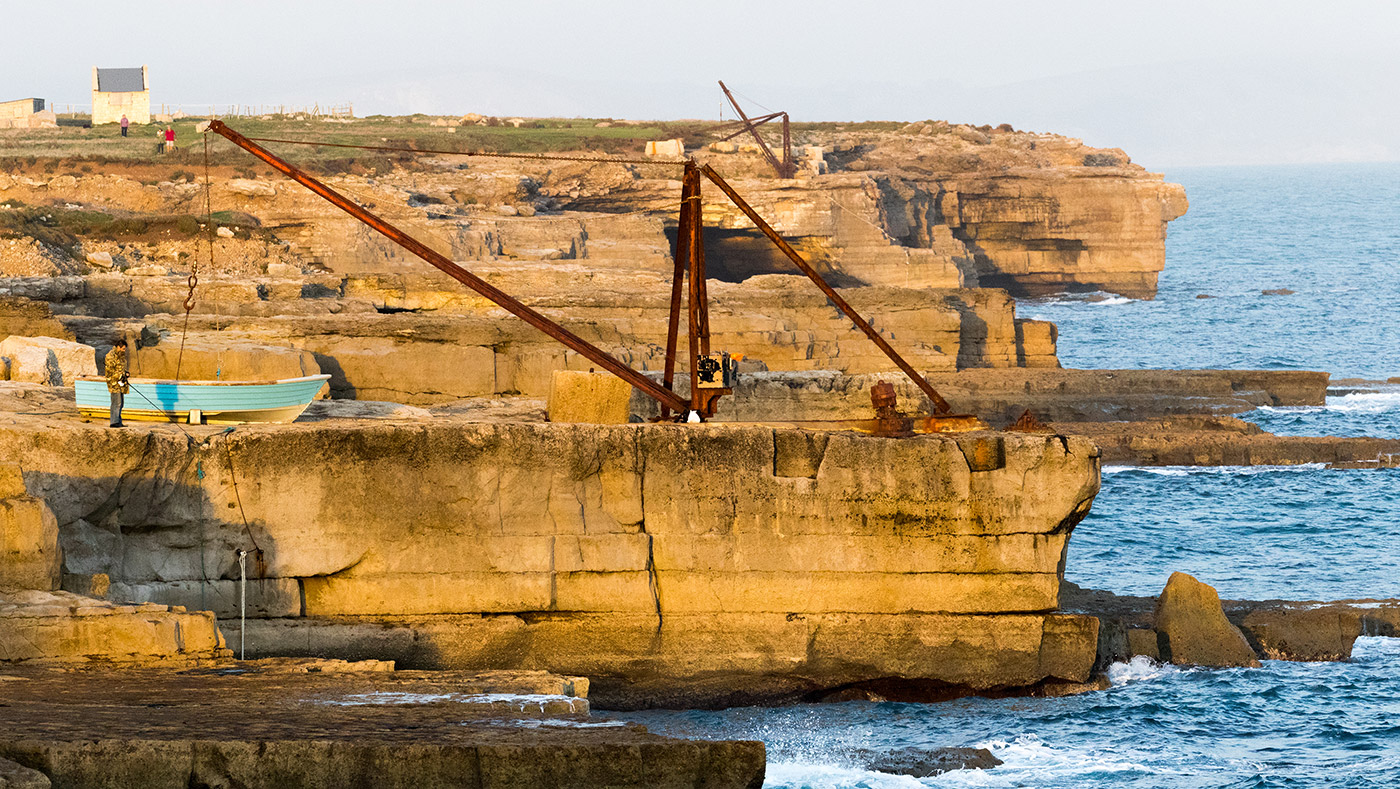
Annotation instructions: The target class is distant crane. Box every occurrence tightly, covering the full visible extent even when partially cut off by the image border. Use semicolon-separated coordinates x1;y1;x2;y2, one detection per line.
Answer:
713;81;795;179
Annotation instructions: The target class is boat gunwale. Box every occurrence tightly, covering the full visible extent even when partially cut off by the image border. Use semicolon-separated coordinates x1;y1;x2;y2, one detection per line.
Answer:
74;374;332;387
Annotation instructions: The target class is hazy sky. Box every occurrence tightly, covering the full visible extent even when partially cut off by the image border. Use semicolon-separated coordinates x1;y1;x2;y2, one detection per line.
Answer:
6;1;1399;167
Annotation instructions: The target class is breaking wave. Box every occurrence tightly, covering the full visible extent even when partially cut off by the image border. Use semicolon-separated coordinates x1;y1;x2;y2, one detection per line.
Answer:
1107;656;1177;686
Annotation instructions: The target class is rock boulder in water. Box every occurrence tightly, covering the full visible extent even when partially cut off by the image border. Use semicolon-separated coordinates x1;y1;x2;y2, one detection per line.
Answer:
857;746;1002;777
1154;572;1260;667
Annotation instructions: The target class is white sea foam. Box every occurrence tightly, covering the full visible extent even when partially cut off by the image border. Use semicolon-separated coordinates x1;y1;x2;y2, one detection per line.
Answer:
763;761;924;788
1103;463;1327;476
322;691;575;710
501;718;626;729
1107;655;1176;685
925;735;1160;786
1025;292;1137;308
1323;391;1400;413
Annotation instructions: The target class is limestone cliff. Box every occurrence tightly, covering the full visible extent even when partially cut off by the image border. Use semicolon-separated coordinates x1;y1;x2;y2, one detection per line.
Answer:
0;410;1101;707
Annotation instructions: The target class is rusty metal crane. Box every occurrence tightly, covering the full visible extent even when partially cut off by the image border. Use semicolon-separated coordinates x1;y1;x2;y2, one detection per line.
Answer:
202;119;980;433
714;81;795;179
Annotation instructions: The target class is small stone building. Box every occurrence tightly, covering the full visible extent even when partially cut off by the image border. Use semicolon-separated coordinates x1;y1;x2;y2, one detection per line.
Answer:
91;66;150;125
0;98;56;129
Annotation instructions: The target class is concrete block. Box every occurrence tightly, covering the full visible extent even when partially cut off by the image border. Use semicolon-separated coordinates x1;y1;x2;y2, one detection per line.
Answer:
547;370;635;424
0;498;61;592
0;336;96;386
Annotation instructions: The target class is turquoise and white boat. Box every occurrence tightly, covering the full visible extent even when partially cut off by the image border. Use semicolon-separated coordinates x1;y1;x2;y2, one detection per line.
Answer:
75;374;331;425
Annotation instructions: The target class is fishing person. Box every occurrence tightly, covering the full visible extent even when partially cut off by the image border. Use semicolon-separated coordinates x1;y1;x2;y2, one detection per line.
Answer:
105;339;130;428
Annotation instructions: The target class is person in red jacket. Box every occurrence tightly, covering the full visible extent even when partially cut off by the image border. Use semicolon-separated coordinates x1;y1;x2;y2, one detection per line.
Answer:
164;126;176;152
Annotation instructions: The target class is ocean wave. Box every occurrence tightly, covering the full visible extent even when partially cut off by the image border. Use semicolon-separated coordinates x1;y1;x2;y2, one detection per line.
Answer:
1025;292;1138;307
1324;392;1400;413
1107;656;1177;685
763;761;924;788
922;735;1159;786
1251;392;1400;416
320;691;574;709
1102;464;1328;476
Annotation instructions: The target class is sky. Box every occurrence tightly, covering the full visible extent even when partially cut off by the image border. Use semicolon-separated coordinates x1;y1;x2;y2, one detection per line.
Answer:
5;0;1399;167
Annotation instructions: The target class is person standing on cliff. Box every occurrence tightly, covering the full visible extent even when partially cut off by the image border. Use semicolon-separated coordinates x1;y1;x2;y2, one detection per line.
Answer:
105;339;129;428
120;114;129;137
164;126;176;152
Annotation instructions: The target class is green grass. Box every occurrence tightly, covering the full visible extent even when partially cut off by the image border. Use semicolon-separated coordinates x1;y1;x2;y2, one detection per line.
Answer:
0;114;888;169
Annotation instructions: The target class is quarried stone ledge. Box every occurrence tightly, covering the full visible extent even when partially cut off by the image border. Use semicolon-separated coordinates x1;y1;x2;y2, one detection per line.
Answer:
0;412;1101;707
690;369;1328;427
0;667;765;789
236;611;1099;709
1059;416;1400;467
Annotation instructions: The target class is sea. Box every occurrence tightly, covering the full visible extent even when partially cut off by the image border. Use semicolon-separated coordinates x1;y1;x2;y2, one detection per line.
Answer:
604;163;1400;786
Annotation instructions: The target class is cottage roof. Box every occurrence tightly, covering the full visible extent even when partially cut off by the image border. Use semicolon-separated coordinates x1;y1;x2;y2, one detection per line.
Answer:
96;68;145;93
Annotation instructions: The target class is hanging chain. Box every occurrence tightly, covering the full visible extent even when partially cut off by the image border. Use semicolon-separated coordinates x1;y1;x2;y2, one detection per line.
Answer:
173;134;214;381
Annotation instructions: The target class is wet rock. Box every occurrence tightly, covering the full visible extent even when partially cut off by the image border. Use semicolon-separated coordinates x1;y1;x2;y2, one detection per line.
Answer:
0;668;764;789
1261;288;1295;296
1126;627;1160;660
1154;572;1260;668
1226;605;1362;661
856;746;1002;777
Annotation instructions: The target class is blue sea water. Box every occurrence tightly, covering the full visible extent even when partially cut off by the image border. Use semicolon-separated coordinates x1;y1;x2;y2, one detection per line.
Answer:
1021;162;1400;381
611;164;1400;787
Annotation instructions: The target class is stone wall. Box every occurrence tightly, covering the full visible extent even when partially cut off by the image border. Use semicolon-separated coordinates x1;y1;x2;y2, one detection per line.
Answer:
0;417;1101;705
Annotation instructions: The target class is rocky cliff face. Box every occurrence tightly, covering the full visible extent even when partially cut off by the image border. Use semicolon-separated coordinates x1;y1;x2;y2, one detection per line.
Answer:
0;409;1101;707
0;121;1185;303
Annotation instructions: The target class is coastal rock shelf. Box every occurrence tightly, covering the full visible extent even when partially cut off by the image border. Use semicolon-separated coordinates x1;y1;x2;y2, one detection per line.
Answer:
0;666;765;788
0;409;1102;707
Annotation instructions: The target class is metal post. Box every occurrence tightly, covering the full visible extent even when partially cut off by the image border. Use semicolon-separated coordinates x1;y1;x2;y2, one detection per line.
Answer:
203;120;690;415
699;164;954;414
662;165;697;420
686;173;703;417
236;549;248;661
693;174;711;356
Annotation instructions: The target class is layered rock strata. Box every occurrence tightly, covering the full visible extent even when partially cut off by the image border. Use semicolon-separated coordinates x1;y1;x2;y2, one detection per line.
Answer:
0;461;231;667
0;666;765;788
0;121;1186;299
11;268;1058;402
666;369;1327;426
0;411;1101;707
1059;416;1400;467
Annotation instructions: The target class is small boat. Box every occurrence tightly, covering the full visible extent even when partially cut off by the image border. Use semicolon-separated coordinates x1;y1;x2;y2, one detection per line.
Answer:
74;374;331;425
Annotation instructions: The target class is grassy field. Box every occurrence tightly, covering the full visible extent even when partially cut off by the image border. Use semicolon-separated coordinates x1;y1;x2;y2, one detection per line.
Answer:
0;114;908;173
0;115;714;168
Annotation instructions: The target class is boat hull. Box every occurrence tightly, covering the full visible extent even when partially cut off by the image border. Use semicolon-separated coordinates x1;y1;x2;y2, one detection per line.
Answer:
75;375;331;425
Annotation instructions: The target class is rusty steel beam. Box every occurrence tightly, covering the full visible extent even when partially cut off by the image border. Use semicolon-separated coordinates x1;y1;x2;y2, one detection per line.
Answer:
693;173;711;357
205;119;690;414
685;169;703;414
661;166;697;419
718;81;793;179
713;111;785;143
699;163;954;415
